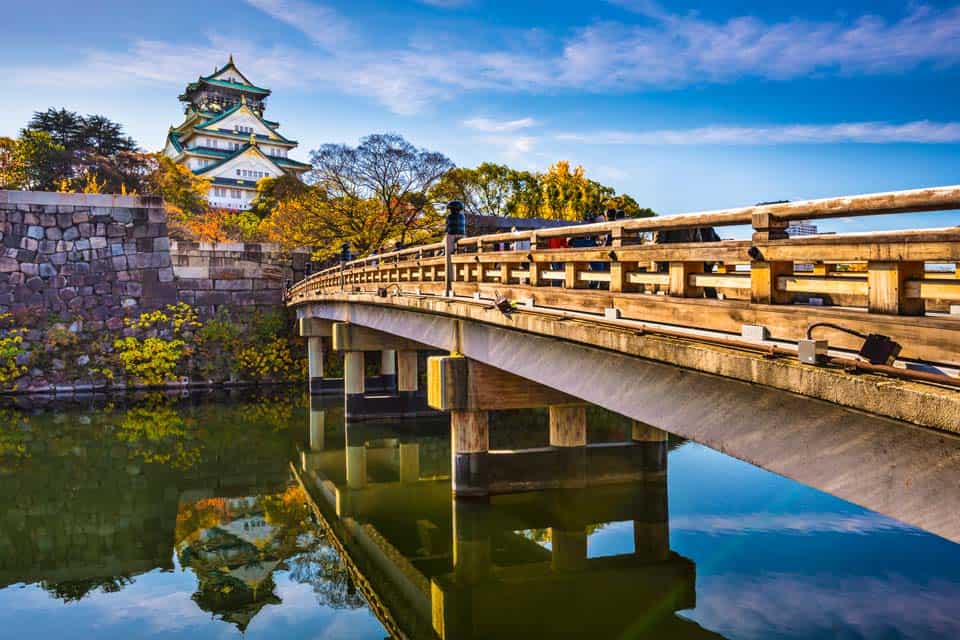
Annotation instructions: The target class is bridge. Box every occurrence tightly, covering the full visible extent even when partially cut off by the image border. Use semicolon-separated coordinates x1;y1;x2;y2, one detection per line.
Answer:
287;185;960;540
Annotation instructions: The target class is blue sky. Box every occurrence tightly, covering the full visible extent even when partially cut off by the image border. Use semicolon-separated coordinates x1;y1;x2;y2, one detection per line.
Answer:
5;0;960;230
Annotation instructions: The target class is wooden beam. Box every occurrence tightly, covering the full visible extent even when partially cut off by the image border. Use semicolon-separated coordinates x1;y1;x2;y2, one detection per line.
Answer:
428;355;579;411
868;261;925;315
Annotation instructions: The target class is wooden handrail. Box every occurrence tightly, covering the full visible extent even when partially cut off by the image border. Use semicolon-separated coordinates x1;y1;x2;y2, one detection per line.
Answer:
288;184;960;366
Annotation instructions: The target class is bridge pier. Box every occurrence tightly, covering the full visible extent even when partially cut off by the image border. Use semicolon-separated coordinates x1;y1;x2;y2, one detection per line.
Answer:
299;318;343;395
333;323;437;421
430;355;667;496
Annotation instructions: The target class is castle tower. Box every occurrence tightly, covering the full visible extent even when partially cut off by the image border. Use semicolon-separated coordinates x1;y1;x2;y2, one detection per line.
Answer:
163;56;310;210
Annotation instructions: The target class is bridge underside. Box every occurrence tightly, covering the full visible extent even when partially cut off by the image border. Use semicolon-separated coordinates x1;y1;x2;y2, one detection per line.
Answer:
297;296;960;543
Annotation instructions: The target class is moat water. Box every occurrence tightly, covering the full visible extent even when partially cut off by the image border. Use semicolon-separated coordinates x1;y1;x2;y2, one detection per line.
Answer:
0;391;958;639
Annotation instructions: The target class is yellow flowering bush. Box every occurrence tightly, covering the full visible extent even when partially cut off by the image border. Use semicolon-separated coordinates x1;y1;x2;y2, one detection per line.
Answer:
114;336;186;386
0;314;27;388
236;337;304;381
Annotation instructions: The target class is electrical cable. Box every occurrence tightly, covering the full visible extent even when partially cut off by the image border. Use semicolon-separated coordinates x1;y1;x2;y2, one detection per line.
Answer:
805;322;868;341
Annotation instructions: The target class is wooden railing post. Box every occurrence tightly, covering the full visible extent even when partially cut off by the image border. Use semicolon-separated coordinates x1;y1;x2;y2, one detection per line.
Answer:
868;261;925;315
750;260;793;304
669;261;704;297
751;213;791;304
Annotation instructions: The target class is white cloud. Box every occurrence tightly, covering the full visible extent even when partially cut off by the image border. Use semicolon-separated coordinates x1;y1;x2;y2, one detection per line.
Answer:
242;0;350;50
462;117;537;132
555;120;960;145
9;4;960;116
563;3;960;89
417;0;471;7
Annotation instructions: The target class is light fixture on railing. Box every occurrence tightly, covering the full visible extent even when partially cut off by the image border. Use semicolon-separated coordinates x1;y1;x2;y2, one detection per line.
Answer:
803;322;903;366
747;246;764;261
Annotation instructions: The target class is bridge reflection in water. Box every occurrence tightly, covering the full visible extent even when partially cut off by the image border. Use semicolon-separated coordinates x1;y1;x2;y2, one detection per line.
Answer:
298;395;723;639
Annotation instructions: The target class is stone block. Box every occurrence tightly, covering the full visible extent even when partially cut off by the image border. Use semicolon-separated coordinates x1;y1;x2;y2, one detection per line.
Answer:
45;227;62;241
214;279;252;291
111;256;127;270
63;227;80;241
153;237;170;252
19;237;38;252
38;263;57;278
0;257;18;272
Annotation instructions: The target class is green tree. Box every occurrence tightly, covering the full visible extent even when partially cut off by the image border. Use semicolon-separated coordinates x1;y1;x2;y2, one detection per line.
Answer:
428;162;519;217
24;108;146;193
15;130;68;191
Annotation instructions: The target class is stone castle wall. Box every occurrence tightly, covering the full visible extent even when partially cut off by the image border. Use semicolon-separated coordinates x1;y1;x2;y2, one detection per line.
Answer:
0;191;308;322
0;191;309;393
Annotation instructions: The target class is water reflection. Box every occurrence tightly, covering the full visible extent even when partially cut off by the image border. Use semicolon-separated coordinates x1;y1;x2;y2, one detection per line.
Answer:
1;392;960;639
297;399;720;639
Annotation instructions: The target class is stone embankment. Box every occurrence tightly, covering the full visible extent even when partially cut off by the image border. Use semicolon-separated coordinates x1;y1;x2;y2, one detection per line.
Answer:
0;191;309;393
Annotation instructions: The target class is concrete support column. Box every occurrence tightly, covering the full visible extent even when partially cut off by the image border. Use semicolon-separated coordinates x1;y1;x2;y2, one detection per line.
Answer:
308;337;324;393
398;350;420;415
551;527;588;572
451;410;489;497
380;349;397;392
399;442;421;483
309;406;325;452
633;468;670;562
345;424;368;490
344;351;366;419
452;498;492;584
550;405;587;489
549;405;587;447
632;420;668;473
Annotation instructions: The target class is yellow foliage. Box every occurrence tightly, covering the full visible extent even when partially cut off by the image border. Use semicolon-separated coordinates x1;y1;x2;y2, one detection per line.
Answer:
114;336;187;386
236;337;304;381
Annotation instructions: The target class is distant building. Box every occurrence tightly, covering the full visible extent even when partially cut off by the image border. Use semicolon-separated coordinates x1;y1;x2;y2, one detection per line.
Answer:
163;56;310;210
786;220;819;236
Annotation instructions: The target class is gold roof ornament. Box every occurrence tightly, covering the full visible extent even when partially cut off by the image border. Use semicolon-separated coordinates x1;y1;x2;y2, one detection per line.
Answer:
249;132;256;146
241;94;246;106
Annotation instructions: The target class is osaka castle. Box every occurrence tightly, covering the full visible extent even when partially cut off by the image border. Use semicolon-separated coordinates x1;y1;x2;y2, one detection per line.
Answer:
163;56;310;210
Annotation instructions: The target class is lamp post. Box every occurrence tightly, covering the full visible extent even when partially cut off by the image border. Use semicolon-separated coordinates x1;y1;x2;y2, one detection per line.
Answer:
340;242;351;292
445;201;466;297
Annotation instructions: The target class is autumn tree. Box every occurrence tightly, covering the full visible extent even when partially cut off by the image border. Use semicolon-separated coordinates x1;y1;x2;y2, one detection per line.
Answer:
249;173;311;219
0;137;23;189
146;155;211;231
308;134;453;248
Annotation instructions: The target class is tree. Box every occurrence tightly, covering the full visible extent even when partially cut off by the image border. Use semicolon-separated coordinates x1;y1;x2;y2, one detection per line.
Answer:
27;108;85;150
602;194;656;219
309;134;453;248
262;188;391;261
428;162;519;217
249;174;311;219
79;114;137;156
147;155;211;219
23;108;146;193
14;130;68;191
0;137;24;189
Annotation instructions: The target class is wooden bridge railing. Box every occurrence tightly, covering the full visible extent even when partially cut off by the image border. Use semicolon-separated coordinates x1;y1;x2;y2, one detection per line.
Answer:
289;185;960;365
